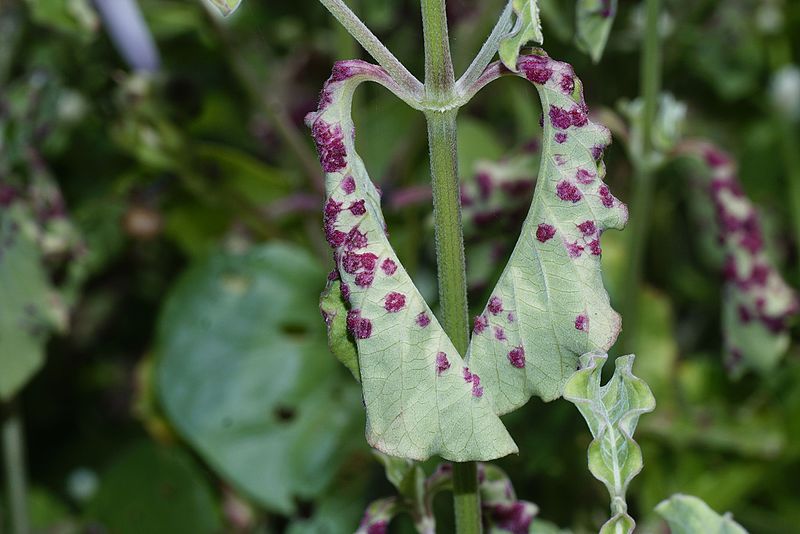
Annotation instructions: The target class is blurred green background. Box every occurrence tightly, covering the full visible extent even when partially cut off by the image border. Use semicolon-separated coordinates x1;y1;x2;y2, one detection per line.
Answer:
2;0;800;532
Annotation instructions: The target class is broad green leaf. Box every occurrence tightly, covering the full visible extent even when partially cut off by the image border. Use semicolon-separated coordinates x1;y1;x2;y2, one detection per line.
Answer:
680;142;798;377
655;494;748;534
156;243;363;513
466;52;627;413
206;0;241;16
564;352;655;533
499;0;544;72
575;0;617;63
85;442;221;534
320;278;360;381
0;204;58;400
307;60;517;461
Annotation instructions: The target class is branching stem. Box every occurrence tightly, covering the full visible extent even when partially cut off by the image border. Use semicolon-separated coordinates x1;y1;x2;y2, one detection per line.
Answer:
317;0;423;98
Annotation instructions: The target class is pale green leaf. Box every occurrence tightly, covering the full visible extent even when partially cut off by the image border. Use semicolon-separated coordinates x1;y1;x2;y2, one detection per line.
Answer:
655;494;748;534
480;463;540;533
564;352;655;532
320;278;360;381
466;53;627;413
0;204;57;400
499;0;544;72
680;142;798;377
156;243;363;513
575;0;617;63
207;0;242;16
307;60;517;462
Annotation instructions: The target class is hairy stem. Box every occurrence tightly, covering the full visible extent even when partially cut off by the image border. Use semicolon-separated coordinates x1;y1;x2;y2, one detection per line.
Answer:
422;1;479;528
421;0;455;102
622;0;661;352
2;402;29;534
455;1;513;95
318;0;423;97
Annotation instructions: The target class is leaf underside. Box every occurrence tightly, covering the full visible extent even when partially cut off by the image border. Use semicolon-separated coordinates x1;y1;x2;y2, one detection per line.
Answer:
655;494;748;534
309;52;626;461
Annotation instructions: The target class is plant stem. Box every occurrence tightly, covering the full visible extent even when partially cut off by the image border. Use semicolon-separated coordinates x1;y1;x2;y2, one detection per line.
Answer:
421;2;480;532
622;0;661;353
2;402;29;534
421;0;455;102
317;0;423;97
455;1;513;95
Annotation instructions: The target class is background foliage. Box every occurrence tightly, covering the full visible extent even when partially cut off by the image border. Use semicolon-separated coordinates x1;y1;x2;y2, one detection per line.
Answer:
1;0;800;532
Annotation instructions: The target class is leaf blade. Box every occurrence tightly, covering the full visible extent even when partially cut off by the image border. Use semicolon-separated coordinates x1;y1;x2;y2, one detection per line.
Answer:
499;0;544;72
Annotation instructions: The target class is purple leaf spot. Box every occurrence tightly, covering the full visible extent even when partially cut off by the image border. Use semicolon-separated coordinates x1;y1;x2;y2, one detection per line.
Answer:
416;312;431;327
488;296;503;315
345;227;368;250
591;144;605;160
555;132;568;144
577;220;596;235
536;223;556;242
380;258;397;275
576;168;596;184
342;175;356;194
598;184;614;207
557;181;582;203
494;326;507;341
348;199;366;216
436;352;451;375
549;105;572;129
477;172;493;200
507;312;515;323
347;310;372;339
355;271;374;287
384;291;406;312
508;346;525;368
575;313;589;332
310;120;347;173
588;239;602;256
566;241;584;258
474;314;488;334
560;74;575;94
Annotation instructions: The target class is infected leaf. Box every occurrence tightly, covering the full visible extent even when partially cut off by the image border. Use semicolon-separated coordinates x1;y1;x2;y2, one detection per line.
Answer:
320;277;360;381
499;0;544;72
207;0;241;16
681;141;798;377
655;494;748;534
564;352;655;533
307;60;517;462
466;52;627;413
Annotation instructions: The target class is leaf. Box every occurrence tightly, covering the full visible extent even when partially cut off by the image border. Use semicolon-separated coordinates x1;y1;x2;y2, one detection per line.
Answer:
156;243;363;513
499;0;544;72
207;0;242;16
320;278;360;381
680;142;798;377
306;60;517;462
466;52;628;413
575;0;618;63
372;451;419;498
564;352;655;532
85;442;221;534
24;0;99;38
0;204;57;400
480;463;540;534
655;494;748;534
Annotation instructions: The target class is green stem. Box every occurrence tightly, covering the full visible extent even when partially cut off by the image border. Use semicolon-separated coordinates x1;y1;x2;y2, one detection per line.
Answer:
622;0;661;352
317;0;423;97
778;118;800;283
421;2;479;530
2;402;29;534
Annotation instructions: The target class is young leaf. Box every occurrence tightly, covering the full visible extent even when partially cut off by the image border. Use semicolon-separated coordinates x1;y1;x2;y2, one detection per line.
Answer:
480;463;540;534
206;0;242;16
563;352;655;533
575;0;618;63
499;0;544;72
680;141;798;376
306;60;517;462
655;494;748;534
355;498;400;534
320;277;360;381
466;52;628;414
